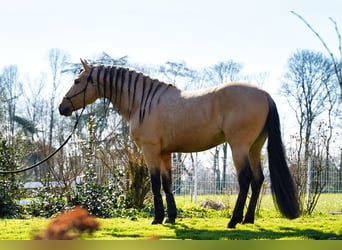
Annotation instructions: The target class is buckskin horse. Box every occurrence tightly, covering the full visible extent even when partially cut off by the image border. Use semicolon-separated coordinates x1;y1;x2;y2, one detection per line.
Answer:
59;59;299;228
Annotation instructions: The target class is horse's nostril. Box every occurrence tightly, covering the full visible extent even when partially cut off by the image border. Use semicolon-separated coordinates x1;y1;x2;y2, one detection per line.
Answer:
59;103;72;116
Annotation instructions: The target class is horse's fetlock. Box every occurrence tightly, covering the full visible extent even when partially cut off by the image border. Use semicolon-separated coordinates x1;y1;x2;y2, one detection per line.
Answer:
151;218;164;225
164;217;176;224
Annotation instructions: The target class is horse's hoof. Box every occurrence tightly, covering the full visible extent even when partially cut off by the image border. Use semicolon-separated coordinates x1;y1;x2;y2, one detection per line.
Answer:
227;222;236;229
242;219;254;224
150;219;163;225
164;218;176;224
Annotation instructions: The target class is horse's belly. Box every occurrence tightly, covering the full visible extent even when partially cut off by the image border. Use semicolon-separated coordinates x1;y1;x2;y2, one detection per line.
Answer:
162;130;226;153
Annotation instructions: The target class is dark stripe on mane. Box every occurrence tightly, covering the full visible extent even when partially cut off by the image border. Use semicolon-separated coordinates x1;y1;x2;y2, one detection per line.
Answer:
109;67;115;102
114;68;122;106
118;68;126;111
143;79;155;116
148;83;162;114
130;72;139;119
103;66;111;112
96;66;103;95
103;66;109;105
127;71;133;116
139;76;147;123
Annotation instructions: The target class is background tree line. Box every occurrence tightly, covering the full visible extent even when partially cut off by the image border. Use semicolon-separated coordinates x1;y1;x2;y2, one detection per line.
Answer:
0;46;340;218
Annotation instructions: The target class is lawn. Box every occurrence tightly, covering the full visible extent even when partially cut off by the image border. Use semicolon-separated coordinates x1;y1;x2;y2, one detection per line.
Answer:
0;194;341;240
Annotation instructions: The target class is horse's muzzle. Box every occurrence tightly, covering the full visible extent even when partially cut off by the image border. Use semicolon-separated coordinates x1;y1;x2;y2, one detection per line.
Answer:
59;102;72;116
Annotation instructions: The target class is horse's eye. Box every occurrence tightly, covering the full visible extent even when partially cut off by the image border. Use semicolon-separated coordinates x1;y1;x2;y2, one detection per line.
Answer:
74;79;80;84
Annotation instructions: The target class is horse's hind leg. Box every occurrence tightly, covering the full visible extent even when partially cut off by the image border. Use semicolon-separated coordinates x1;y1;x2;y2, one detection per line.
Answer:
242;162;264;224
243;133;266;224
227;148;252;229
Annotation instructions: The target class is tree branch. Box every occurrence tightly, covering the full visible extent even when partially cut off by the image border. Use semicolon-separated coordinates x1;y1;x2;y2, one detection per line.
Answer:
329;17;342;61
291;11;342;99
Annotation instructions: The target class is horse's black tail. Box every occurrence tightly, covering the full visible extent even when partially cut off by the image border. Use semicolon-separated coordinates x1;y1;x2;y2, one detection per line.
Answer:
266;95;300;219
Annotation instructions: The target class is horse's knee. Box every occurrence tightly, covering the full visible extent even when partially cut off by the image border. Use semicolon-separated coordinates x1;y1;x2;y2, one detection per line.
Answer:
150;169;162;194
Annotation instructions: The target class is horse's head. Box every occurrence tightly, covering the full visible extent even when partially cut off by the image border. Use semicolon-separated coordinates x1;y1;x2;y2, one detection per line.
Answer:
59;59;98;116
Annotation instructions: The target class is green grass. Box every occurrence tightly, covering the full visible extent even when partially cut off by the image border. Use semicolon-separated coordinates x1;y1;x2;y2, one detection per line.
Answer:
0;194;341;240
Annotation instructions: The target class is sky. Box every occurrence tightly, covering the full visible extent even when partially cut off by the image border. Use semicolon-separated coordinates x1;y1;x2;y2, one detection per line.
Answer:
1;0;341;79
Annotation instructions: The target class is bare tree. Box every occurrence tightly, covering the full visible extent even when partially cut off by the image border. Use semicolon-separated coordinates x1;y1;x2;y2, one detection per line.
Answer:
205;60;242;84
93;52;128;66
45;48;70;181
48;48;70;151
0;65;22;137
23;73;46;140
159;61;197;89
282;49;334;162
243;72;270;88
291;11;342;99
281;49;336;213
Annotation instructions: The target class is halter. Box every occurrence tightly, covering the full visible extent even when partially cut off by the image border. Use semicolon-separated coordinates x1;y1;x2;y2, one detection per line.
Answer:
65;67;94;113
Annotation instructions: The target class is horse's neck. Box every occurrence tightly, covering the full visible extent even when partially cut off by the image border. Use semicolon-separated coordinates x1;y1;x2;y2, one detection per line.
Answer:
100;67;177;122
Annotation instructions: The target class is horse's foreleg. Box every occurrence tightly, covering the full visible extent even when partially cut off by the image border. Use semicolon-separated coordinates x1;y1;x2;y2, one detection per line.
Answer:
161;154;177;224
228;158;252;229
141;145;166;225
150;168;165;224
162;170;177;224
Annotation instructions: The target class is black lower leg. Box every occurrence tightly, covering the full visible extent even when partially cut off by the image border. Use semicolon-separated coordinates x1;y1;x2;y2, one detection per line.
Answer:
151;194;164;224
162;169;177;224
165;193;177;223
150;170;165;224
243;172;264;224
228;161;252;228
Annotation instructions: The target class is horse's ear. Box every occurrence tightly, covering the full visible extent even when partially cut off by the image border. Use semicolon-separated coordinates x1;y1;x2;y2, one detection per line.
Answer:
80;58;91;72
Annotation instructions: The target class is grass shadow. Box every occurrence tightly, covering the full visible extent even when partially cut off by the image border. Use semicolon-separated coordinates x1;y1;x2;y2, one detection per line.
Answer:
100;218;341;240
162;222;341;240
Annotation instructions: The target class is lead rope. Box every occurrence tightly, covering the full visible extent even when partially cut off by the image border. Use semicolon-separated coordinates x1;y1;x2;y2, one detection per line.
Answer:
0;106;85;175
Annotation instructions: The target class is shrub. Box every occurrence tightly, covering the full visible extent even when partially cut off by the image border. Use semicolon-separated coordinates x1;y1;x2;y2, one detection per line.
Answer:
24;184;67;218
69;168;126;218
0;138;24;218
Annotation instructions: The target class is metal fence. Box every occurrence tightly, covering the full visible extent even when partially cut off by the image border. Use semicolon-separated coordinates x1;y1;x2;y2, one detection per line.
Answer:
171;152;342;203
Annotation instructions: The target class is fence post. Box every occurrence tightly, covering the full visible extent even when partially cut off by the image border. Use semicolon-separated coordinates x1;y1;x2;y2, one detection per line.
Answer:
306;156;312;211
193;153;198;204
